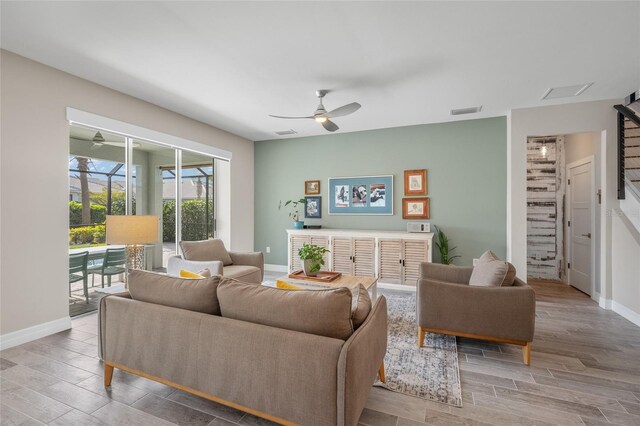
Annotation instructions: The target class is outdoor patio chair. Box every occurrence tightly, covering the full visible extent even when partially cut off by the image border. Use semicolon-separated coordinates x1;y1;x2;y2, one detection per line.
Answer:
88;248;127;288
69;251;89;303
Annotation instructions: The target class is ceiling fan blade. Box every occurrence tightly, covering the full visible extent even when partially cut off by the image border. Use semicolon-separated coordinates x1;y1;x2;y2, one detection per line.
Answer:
269;114;314;120
326;102;361;118
322;119;339;132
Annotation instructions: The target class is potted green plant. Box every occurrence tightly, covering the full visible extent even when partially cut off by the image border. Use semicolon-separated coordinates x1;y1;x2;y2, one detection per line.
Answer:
434;225;461;265
298;243;330;277
280;198;306;229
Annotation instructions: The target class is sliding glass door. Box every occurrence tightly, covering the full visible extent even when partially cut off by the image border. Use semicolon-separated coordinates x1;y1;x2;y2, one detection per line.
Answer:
68;124;217;315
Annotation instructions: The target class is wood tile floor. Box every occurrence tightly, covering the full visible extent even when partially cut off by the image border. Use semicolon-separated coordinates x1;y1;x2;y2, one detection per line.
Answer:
2;278;640;425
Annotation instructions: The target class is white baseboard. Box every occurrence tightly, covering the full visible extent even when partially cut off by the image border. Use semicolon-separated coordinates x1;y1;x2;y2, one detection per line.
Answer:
0;316;72;351
599;296;612;310
378;282;416;292
264;264;288;273
611;301;640;328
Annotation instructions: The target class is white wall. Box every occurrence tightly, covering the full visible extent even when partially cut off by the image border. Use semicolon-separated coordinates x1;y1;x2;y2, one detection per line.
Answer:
508;99;623;308
564;132;602;293
0;50;254;342
611;210;640;324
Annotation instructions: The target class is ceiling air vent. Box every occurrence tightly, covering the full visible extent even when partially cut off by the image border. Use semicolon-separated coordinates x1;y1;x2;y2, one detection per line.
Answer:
541;83;592;100
274;129;297;136
450;106;482;116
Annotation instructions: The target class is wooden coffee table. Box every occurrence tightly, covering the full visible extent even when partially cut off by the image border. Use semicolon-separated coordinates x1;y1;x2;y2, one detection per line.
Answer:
276;273;378;300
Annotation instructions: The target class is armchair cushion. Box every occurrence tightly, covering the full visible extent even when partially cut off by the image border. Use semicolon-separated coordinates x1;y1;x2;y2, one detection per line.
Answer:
180;239;233;266
222;265;261;284
469;250;516;287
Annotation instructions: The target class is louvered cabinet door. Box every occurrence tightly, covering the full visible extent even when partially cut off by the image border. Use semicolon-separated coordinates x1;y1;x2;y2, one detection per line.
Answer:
331;237;353;274
289;235;310;272
378;238;402;284
309;236;330;271
402;239;429;286
353;238;375;277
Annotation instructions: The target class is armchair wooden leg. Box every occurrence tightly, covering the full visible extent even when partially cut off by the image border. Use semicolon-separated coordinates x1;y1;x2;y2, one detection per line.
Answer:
418;327;426;348
378;363;386;383
522;342;532;366
104;363;114;387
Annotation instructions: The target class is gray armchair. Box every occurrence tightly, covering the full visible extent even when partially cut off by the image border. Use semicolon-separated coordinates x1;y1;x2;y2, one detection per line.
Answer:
417;262;536;365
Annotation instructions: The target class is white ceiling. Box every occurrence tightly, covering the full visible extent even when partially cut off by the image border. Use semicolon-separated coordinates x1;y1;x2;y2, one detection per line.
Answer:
2;2;639;141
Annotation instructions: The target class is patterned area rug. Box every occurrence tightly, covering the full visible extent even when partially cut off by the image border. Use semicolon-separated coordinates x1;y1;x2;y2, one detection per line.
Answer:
376;292;463;407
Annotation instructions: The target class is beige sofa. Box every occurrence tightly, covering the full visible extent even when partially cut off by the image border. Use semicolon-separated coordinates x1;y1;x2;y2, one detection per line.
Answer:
99;271;388;425
167;239;264;284
417;261;536;365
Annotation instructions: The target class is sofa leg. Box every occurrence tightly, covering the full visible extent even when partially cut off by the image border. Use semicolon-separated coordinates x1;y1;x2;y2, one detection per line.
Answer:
104;363;114;387
522;342;532;366
378;363;386;383
418;327;426;348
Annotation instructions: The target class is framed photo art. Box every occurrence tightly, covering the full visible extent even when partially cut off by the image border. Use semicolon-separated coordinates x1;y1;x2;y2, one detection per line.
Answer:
305;196;321;218
402;197;430;219
328;175;393;215
404;169;427;195
305;180;320;195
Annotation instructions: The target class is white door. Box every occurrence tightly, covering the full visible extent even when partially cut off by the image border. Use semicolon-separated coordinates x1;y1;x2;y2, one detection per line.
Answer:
567;161;593;295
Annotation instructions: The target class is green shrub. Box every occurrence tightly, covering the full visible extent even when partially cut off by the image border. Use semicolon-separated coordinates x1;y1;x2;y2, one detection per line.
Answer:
162;199;213;242
69;201;107;226
163;200;176;242
69;224;106;245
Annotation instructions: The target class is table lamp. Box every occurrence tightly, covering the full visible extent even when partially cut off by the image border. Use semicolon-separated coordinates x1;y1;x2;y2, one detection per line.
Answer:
106;215;159;285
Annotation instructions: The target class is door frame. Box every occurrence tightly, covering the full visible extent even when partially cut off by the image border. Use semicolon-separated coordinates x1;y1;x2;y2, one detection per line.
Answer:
565;156;596;296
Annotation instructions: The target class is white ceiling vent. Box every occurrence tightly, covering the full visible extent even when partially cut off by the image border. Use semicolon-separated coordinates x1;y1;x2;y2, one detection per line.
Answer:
274;129;297;136
541;83;593;100
450;106;482;116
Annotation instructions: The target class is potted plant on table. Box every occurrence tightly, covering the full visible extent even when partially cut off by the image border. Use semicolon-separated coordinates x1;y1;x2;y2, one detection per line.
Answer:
298;243;330;277
280;198;306;229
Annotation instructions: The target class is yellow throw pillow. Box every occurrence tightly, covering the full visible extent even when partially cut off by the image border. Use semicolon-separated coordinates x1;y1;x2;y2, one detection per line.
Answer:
276;280;303;290
180;269;205;279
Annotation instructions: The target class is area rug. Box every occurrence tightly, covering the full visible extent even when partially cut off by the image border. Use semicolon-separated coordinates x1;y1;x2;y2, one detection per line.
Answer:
375;291;462;407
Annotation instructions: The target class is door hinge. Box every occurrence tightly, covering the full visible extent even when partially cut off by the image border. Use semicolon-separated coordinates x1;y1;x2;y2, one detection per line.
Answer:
568;220;570;227
568;262;571;269
568;179;571;185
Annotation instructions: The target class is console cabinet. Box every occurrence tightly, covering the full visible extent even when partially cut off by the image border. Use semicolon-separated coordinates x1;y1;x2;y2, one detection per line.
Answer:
287;229;433;287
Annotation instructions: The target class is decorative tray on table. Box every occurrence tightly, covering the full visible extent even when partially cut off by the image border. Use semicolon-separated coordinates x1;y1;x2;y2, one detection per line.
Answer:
288;270;342;282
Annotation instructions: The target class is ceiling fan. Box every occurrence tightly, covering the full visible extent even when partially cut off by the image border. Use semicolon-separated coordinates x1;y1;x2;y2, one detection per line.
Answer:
75;131;140;148
269;90;361;132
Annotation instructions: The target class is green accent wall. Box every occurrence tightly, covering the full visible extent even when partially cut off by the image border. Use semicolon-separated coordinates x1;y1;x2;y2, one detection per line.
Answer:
254;116;507;266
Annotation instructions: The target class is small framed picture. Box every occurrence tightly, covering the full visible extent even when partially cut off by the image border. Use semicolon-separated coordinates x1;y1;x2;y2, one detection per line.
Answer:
305;196;322;218
402;197;430;219
404;169;427;196
305;180;320;195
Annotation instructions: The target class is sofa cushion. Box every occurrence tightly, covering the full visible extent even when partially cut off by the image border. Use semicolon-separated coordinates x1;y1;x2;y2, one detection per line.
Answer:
128;269;221;315
223;265;261;284
469;250;516;287
351;284;372;329
180;239;233;266
217;279;354;340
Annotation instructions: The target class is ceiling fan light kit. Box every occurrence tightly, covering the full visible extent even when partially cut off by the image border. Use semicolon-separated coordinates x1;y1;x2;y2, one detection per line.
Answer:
269;89;361;132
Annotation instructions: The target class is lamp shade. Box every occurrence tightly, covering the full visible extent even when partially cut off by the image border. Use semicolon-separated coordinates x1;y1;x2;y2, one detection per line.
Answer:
106;215;159;245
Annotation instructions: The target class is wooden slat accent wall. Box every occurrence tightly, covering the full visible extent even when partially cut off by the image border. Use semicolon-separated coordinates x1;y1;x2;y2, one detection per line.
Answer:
526;136;564;280
353;238;375;277
378;239;402;284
